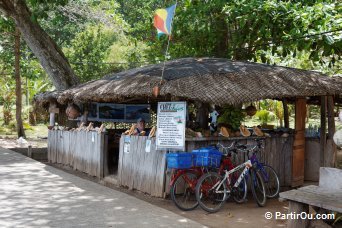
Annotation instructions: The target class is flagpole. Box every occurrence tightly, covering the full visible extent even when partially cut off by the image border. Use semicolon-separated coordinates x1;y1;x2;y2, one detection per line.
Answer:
160;1;177;83
160;37;171;82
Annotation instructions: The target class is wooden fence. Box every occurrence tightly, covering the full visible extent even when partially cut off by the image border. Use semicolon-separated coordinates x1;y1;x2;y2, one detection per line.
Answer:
48;130;106;178
118;136;167;198
117;135;294;197
185;136;294;187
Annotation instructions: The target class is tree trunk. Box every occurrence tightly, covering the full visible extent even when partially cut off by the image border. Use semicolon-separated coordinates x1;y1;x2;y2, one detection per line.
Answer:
0;0;79;90
14;28;25;138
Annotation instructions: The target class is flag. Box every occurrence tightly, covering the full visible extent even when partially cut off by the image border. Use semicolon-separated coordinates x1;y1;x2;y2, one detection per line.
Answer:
153;4;176;37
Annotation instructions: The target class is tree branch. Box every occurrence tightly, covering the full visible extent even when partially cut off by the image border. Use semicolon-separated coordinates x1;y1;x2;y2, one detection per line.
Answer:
0;0;15;17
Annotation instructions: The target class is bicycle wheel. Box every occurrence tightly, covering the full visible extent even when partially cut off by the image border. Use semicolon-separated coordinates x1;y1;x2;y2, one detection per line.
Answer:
259;164;280;198
250;169;266;207
195;172;227;213
232;175;247;204
170;172;198;211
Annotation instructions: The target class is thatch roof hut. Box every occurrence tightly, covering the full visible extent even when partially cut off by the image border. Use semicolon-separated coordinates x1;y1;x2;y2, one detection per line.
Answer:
37;58;342;106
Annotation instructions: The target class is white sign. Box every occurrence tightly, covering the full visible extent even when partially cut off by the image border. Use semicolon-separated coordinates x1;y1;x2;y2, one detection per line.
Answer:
124;136;131;153
145;139;152;153
156;102;186;151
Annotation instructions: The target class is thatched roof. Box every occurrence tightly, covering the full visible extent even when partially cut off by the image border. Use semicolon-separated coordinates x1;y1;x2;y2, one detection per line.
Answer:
44;58;342;106
33;90;63;107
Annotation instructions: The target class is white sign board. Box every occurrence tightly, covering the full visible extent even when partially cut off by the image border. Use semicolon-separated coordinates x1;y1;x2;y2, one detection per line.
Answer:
156;102;186;151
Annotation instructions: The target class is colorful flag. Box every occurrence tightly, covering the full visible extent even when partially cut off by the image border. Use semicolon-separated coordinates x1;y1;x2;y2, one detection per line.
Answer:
153;4;177;37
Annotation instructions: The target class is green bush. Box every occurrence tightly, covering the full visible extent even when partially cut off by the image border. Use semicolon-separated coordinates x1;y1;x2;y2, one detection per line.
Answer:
256;110;270;124
23;122;33;130
217;105;245;131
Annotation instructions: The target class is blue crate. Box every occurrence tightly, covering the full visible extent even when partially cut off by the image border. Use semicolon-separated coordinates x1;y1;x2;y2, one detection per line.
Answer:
166;152;193;169
192;147;222;168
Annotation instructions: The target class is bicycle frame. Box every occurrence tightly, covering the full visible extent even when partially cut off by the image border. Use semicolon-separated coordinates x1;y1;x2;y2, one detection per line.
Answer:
169;167;204;186
211;159;252;194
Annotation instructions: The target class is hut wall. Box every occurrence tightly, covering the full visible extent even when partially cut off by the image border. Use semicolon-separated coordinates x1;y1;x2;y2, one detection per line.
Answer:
118;136;167;198
184;136;294;188
304;138;322;182
48;130;106;178
118;135;294;198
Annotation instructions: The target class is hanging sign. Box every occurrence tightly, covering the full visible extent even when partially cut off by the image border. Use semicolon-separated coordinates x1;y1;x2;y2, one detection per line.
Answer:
156;102;186;151
124;136;131;153
145;138;152;153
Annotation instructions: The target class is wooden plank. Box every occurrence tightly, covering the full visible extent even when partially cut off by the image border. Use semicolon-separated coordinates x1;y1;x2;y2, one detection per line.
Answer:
283;98;289;128
100;133;107;178
280;186;342;213
320;96;327;167
287;201;309;228
118;136;124;186
284;136;294;187
132;136;143;191
47;130;51;162
292;98;306;187
304;139;320;181
326;96;336;167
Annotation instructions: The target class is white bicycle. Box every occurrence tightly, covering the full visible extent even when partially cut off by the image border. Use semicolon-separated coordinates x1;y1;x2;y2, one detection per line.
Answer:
195;156;266;213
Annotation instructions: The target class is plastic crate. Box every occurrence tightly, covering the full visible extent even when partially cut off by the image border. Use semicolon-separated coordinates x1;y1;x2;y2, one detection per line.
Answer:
166;152;193;169
192;147;222;168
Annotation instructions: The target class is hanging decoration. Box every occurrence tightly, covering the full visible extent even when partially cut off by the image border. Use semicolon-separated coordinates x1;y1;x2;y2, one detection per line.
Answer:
245;103;257;116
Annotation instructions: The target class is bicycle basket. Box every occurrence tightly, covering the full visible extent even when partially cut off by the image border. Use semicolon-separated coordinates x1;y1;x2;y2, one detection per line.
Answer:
166;152;193;169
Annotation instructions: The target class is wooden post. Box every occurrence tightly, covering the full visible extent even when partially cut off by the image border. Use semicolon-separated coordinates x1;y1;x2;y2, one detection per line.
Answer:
195;102;209;129
287;201;309;228
320;96;327;167
283;98;289;128
49;102;59;127
326;96;336;167
28;145;32;158
292;98;306;187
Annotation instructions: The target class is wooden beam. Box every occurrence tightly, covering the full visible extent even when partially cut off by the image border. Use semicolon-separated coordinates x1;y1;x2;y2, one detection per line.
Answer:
320;96;327;167
291;98;306;187
195;102;209;129
326;96;336;167
283;98;289;128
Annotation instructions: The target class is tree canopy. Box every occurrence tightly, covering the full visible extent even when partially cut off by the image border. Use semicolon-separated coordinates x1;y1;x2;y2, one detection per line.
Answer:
0;0;341;91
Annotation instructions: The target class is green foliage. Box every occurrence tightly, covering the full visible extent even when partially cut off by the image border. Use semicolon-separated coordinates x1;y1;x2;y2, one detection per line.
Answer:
23;122;33;130
117;0;341;73
27;0;69;21
65;26;117;82
217;105;245;131
0;81;15;125
256;110;270;125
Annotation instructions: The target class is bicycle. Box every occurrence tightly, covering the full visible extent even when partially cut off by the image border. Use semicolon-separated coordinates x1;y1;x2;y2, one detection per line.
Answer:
216;143;247;204
236;139;280;198
169;144;246;211
195;146;266;213
169;167;205;211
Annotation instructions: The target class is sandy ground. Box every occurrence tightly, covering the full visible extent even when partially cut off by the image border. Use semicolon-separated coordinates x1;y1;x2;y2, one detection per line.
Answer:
49;163;288;228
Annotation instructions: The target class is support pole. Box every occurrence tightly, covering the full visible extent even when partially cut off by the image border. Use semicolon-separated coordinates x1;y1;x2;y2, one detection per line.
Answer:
28;145;32;158
291;98;306;187
49;102;57;127
283;98;289;128
326;96;336;167
320;96;327;167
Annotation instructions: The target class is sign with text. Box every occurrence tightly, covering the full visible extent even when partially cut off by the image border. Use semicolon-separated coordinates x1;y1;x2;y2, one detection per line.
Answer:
156;102;186;151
